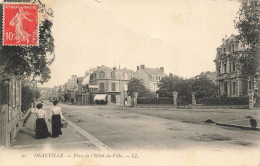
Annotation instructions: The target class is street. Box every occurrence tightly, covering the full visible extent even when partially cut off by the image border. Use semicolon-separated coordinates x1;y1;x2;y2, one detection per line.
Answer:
14;101;260;151
59;103;260;150
0;101;257;166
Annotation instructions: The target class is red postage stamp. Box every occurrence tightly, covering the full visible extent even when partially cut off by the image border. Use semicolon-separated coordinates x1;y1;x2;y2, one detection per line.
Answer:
3;4;38;46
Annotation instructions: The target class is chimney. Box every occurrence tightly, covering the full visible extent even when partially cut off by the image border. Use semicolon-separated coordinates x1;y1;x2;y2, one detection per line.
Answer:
137;66;140;70
140;64;145;70
169;73;173;77
160;67;164;72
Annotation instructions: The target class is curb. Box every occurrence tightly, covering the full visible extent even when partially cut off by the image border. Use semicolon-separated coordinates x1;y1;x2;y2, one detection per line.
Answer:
215;122;260;131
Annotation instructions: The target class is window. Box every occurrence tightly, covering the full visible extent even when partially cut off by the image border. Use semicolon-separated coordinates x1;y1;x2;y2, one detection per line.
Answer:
218;66;221;75
229;46;231;52
99;71;105;79
159;76;161;80
233;82;236;94
123;73;127;79
224;64;227;73
112;83;116;91
249;80;252;90
100;83;105;93
149;75;152;80
111;71;116;79
232;62;236;72
232;44;234;52
223;48;226;53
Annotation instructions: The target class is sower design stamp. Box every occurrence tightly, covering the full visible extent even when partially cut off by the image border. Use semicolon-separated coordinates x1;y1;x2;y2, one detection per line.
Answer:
3;4;38;46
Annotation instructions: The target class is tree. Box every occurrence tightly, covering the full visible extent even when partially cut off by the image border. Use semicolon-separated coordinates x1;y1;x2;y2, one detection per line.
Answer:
0;1;55;84
157;75;188;97
191;75;218;99
127;78;152;97
234;0;260;78
157;74;218;104
21;85;34;113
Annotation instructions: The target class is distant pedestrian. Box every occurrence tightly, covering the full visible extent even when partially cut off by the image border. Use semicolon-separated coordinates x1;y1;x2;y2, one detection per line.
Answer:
49;100;64;138
32;103;50;139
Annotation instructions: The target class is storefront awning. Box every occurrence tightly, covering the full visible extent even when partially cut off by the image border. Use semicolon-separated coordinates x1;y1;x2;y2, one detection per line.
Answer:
94;94;107;101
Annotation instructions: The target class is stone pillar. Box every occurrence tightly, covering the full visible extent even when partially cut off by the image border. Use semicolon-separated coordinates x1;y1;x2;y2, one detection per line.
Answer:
248;89;254;109
133;92;138;107
192;92;196;105
173;92;178;108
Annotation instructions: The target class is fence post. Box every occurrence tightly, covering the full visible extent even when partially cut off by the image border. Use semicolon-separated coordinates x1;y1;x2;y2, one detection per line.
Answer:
192;92;196;105
173;92;178;108
248;89;254;109
133;92;138;107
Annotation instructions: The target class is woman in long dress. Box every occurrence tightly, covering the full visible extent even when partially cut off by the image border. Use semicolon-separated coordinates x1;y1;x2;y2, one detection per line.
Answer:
49;100;64;138
33;103;50;139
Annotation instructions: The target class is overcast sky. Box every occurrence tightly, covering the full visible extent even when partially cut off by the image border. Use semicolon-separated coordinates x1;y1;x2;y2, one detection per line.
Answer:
40;0;240;88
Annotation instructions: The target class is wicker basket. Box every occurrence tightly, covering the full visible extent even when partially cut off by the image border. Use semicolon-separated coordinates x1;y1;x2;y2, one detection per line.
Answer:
61;120;67;128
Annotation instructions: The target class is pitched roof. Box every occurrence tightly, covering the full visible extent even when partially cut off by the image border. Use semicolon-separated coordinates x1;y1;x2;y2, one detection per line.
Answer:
95;65;113;71
116;68;134;73
143;68;167;76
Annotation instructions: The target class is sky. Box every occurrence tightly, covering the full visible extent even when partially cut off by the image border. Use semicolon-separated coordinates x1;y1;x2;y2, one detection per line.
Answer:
40;0;240;88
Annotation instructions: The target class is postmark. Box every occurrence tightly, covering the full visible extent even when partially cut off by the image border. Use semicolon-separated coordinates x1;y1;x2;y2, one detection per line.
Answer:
3;3;38;46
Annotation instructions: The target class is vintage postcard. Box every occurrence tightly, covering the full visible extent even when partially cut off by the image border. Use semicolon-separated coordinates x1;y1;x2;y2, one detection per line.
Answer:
0;0;259;165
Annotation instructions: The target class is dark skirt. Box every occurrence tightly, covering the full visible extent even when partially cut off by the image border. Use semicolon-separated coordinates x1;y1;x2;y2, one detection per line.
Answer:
35;118;50;139
51;114;62;137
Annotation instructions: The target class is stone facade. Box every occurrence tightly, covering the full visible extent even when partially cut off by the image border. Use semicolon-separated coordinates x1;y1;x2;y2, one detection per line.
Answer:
88;65;134;105
214;34;250;97
134;65;167;92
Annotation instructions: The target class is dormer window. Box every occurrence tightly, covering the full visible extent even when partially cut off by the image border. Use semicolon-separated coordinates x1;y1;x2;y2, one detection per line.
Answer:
99;71;105;79
123;73;127;79
111;71;116;79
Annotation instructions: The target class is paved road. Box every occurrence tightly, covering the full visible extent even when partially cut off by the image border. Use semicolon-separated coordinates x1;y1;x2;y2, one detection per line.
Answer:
56;103;260;151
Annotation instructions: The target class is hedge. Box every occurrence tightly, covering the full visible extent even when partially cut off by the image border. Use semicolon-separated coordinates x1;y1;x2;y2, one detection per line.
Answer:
137;97;173;104
197;97;249;106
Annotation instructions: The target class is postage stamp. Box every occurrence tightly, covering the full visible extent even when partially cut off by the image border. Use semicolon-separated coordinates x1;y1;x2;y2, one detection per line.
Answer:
3;4;38;46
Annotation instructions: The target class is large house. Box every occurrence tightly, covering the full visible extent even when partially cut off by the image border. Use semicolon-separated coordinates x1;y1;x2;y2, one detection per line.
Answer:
214;34;251;97
83;65;134;105
134;64;167;92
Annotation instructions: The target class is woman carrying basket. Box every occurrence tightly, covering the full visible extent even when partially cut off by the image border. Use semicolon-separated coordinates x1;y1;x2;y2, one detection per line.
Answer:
33;103;51;139
49;100;64;138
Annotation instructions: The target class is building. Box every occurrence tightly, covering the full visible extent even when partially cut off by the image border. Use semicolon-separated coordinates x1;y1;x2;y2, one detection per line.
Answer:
64;75;78;103
214;34;251;97
87;65;134;105
134;64;167;92
0;77;22;147
76;77;83;105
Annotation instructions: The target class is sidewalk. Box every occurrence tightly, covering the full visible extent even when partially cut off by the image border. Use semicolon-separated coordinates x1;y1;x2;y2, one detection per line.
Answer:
13;111;98;151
